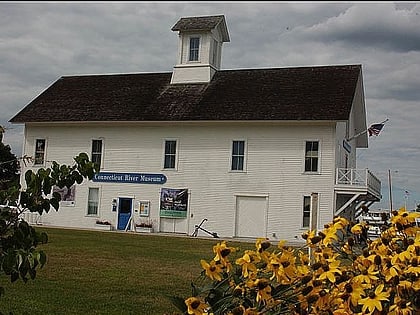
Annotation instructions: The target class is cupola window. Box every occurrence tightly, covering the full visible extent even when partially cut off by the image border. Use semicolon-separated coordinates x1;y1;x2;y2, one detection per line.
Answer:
189;37;200;61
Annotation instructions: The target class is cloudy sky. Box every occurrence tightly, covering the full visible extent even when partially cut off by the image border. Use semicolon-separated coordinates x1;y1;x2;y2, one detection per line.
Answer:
1;1;419;210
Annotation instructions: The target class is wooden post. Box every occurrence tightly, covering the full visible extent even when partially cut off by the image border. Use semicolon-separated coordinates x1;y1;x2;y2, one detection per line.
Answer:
309;193;319;263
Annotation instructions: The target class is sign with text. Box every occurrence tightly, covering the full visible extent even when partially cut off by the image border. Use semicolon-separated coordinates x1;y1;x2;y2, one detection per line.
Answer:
92;172;167;184
160;188;188;218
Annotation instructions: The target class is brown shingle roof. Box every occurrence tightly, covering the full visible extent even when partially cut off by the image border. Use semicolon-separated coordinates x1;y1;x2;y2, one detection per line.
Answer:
9;65;361;123
171;15;225;32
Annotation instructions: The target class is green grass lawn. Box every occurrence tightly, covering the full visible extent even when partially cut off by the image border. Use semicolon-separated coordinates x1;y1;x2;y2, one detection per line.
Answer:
0;227;248;315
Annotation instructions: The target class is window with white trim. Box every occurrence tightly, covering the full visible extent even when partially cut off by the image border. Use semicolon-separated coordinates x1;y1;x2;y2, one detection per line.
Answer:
304;141;319;172
91;139;103;169
231;140;246;171
34;139;46;165
87;187;99;216
303;196;311;228
164;140;177;169
189;37;200;61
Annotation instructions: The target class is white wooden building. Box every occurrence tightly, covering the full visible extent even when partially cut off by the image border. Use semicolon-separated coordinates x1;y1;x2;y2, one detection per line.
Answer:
10;15;381;242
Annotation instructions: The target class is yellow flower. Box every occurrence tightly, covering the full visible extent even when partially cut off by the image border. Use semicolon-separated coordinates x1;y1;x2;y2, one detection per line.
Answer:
255;238;271;253
358;284;389;314
339;279;367;307
318;260;342;283
185;297;209;315
333;216;349;227
213;241;236;271
354;264;379;284
200;259;223;281
320;225;339;245
389;296;413;315
267;253;290;284
351;222;366;234
391;249;412;264
235;250;259;278
252;278;273;305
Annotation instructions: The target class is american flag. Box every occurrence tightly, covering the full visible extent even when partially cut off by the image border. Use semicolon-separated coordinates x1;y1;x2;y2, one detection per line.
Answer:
368;123;385;137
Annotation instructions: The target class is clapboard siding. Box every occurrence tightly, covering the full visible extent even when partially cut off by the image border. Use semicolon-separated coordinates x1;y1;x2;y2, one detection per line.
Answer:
22;121;337;242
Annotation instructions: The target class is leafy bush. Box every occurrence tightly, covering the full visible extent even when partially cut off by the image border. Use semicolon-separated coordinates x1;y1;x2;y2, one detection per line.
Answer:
171;207;420;315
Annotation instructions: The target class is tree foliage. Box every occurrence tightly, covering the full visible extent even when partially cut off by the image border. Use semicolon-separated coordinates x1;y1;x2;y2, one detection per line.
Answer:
0;153;98;299
0;142;19;203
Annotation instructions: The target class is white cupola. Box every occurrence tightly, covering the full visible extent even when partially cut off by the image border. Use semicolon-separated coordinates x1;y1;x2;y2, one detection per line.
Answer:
170;15;230;84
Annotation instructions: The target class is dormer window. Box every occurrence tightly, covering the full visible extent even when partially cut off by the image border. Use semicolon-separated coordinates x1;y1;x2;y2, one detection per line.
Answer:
189;37;200;61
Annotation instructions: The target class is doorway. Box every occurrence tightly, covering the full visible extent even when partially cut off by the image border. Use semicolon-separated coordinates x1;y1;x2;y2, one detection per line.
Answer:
235;195;267;238
117;197;133;230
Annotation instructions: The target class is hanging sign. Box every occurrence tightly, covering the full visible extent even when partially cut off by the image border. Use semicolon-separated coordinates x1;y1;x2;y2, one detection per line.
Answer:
343;139;352;153
92;172;167;184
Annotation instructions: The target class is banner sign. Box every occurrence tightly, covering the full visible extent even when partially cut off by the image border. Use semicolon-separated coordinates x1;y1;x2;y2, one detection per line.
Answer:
92;172;167;184
53;185;76;206
160;188;188;218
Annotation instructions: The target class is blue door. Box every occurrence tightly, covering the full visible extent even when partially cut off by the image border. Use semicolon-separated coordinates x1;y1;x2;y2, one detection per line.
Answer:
117;198;132;230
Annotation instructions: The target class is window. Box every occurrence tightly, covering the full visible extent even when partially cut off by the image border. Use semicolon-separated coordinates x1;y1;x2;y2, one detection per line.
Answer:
87;187;99;216
304;141;319;172
189;37;200;61
34;139;46;165
164;140;177;169
231;140;245;171
91;139;103;169
303;196;311;228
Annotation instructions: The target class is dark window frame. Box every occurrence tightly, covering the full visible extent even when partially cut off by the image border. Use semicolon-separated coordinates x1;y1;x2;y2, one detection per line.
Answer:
34;139;46;165
189;37;200;61
231;140;245;171
164;140;177;169
304;141;319;172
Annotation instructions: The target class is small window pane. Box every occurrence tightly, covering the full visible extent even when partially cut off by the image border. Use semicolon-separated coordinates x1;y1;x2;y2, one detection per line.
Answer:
303;196;311;228
34;139;46;165
189;37;200;61
87;188;99;215
231;140;245;171
164;140;177;169
92;140;102;168
305;141;319;172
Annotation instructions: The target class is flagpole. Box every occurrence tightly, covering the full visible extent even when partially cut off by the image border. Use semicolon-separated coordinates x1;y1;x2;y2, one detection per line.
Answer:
346;118;389;142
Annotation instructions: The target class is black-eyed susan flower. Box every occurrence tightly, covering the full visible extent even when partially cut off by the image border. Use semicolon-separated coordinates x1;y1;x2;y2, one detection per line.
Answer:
354;264;379;284
340;279;367;307
253;278;273;305
213;240;235;271
358;284;390;314
351;222;367;234
255;237;271;253
389;298;413;315
318;260;342;283
235;250;259;278
185;297;209;315
200;259;223;281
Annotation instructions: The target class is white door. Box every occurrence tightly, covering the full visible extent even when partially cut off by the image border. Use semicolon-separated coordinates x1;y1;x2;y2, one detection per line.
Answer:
159;217;188;234
235;195;267;238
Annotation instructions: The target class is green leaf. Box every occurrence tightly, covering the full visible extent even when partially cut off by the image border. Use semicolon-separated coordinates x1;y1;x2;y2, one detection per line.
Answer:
50;198;59;211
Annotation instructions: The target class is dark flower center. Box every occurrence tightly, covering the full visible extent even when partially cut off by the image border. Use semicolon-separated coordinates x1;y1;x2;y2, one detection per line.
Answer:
191;300;201;309
221;248;231;257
